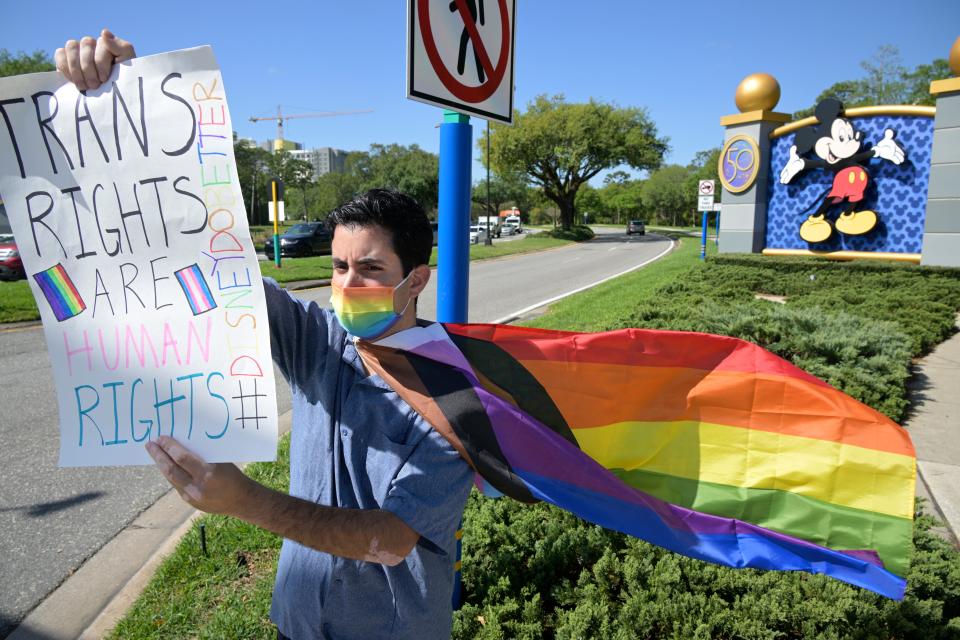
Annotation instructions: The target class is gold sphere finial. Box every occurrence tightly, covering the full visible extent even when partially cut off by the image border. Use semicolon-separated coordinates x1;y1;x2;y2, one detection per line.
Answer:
735;73;781;112
949;36;960;77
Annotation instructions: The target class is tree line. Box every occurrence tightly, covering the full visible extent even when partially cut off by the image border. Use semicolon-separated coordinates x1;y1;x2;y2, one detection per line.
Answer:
234;141;441;226
1;44;950;231
793;45;948;118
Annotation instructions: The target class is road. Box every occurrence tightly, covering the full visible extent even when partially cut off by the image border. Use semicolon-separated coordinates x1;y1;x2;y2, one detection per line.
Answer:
0;227;670;635
255;224;530;261
292;228;670;323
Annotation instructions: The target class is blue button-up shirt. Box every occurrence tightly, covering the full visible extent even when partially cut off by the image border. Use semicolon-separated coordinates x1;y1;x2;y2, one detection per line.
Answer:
264;279;473;639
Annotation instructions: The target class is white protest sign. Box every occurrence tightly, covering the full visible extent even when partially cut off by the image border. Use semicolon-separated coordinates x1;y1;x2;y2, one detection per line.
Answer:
0;47;278;467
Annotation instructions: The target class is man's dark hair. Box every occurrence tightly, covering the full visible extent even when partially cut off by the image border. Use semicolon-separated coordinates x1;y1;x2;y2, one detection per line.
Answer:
325;189;433;275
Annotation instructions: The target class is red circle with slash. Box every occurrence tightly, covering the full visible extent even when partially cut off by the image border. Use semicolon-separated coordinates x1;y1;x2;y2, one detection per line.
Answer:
418;0;510;103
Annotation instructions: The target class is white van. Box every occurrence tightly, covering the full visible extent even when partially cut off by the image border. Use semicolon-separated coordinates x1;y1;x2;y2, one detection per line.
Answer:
503;215;522;233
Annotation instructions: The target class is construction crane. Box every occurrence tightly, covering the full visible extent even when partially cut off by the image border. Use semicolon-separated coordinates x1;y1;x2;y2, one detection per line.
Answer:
249;105;373;152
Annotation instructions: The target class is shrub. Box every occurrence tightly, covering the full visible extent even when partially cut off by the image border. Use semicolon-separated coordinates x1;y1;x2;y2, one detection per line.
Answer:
454;496;960;639
533;226;596;241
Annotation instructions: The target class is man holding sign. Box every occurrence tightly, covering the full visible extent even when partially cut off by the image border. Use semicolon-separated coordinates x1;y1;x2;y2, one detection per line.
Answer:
48;32;473;640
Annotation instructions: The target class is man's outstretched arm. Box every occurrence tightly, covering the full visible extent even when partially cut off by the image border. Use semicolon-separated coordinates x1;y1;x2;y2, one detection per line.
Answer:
146;436;420;566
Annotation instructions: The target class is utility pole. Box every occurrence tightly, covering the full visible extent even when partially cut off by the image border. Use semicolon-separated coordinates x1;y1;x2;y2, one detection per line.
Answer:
250;170;257;224
484;120;493;246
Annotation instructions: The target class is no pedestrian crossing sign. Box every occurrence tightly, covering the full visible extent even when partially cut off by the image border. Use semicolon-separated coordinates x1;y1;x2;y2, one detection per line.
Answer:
698;180;715;196
407;0;517;124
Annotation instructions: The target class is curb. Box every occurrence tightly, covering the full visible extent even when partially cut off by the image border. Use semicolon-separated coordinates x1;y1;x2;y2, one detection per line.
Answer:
0;320;41;331
282;279;331;291
8;410;292;640
9;493;197;640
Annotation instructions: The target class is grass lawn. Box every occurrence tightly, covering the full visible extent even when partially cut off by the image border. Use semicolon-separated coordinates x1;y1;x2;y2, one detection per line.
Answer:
647;224;702;235
259;255;333;284
522;232;705;331
0;280;39;323
106;439;291;640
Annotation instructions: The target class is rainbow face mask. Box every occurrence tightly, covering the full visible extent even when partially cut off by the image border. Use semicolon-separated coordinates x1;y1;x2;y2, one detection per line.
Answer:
330;273;414;339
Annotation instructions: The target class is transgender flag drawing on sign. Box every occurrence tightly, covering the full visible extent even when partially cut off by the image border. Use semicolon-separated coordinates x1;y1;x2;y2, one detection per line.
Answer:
175;264;217;315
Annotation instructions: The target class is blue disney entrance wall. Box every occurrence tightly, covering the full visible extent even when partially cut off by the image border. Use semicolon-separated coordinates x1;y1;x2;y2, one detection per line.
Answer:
765;110;932;257
717;36;960;267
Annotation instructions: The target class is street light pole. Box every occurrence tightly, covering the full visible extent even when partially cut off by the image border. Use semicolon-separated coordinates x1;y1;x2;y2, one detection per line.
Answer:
250;171;257;224
484;120;493;246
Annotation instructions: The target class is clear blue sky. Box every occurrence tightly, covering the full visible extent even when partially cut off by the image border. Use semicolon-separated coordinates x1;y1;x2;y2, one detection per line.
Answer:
3;1;958;182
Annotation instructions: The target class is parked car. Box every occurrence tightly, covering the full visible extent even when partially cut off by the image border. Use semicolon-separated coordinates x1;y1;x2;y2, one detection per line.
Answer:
263;222;332;257
469;225;489;244
0;234;24;281
499;222;516;236
627;219;646;235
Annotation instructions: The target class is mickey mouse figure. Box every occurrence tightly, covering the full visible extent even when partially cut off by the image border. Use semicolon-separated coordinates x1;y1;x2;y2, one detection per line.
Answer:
779;98;906;243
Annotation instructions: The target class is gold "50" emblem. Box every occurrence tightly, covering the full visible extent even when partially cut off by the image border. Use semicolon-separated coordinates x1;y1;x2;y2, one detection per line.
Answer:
718;135;760;194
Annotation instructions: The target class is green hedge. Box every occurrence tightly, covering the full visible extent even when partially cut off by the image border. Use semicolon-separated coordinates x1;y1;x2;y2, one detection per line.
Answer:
532;226;596;241
704;255;960;354
454;496;960;639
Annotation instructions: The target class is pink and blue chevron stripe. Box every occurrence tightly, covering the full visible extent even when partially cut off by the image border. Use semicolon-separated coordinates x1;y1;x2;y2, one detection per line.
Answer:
175;264;217;315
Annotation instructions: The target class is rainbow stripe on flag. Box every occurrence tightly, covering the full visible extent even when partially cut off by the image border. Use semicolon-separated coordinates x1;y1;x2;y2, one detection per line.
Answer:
33;263;86;322
357;322;916;599
175;264;217;315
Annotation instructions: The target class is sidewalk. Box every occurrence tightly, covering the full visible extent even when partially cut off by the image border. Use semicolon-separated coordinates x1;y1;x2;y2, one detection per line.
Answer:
907;317;960;544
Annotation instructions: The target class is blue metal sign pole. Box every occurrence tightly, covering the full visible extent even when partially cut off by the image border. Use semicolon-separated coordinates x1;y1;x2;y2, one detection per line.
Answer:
437;109;472;611
700;211;709;260
437;110;473;323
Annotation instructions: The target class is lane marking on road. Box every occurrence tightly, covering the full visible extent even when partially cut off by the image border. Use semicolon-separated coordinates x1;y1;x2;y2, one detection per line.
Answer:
0;323;42;334
492;238;675;325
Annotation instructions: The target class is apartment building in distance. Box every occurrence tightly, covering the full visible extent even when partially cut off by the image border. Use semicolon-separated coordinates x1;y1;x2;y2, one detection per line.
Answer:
289;147;348;179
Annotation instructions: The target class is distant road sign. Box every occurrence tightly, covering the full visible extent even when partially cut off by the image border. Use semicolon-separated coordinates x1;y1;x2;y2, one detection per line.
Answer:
698;195;715;211
268;201;285;223
698;180;715;196
408;0;517;123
